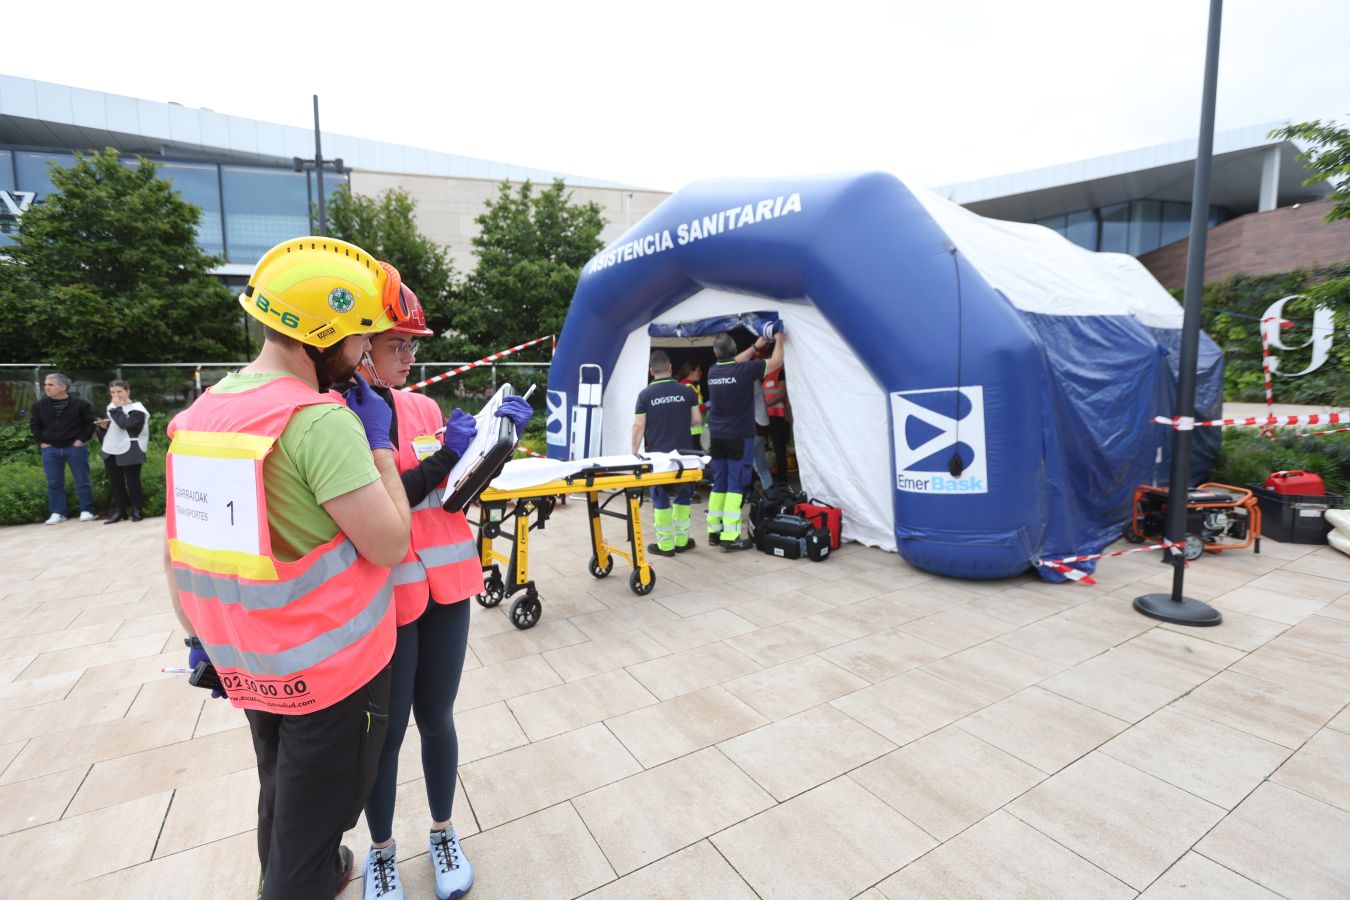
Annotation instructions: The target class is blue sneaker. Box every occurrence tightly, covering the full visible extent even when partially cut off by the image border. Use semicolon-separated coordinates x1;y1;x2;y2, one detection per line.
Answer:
429;828;473;899
362;843;403;899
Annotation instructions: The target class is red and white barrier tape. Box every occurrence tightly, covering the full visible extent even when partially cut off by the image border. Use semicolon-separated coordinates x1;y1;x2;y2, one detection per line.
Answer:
1035;540;1182;586
515;445;548;458
404;335;554;392
1258;316;1291;438
1155;412;1349;430
1293;426;1350;440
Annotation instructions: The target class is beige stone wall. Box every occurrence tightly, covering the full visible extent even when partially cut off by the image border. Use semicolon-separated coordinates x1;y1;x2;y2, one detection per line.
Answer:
349;170;669;274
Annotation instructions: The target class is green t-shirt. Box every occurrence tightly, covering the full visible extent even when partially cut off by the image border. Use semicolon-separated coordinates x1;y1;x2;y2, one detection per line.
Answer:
211;373;380;562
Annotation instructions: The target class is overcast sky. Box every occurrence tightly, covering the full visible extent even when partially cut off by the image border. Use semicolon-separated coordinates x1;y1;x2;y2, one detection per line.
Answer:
7;0;1346;191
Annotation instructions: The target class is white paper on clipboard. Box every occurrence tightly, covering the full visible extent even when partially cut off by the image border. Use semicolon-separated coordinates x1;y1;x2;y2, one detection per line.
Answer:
444;385;514;498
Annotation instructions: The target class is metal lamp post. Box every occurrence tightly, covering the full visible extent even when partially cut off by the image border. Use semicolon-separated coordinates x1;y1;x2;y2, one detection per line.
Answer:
1134;0;1225;627
292;95;345;236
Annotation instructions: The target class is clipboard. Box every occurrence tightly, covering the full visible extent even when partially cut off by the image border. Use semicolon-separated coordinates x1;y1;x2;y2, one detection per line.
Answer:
442;384;520;513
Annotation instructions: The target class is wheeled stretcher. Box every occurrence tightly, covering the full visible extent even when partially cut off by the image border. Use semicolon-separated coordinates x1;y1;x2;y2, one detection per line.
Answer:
468;453;706;629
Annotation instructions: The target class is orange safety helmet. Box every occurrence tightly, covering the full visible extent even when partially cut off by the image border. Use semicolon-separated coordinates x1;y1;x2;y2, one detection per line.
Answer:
389;283;434;337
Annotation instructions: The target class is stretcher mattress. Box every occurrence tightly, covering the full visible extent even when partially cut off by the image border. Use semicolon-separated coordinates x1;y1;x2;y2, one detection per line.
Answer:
488;452;708;493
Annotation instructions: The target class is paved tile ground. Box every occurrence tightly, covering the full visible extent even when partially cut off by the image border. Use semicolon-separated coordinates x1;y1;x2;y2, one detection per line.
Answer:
2;503;1349;899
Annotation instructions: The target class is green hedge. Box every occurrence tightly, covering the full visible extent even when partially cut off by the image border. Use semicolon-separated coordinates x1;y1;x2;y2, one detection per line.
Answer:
1212;428;1350;497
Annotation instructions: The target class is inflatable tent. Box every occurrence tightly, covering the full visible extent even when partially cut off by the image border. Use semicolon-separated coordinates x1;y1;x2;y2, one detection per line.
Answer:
546;173;1223;580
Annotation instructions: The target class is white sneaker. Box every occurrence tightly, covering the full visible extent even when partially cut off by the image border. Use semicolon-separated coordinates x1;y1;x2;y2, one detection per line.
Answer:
44;513;67;525
78;511;96;522
362;843;403;899
429;828;473;899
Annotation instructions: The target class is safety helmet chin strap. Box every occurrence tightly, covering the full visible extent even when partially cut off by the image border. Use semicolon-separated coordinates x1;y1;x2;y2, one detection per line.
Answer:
303;341;351;393
359;351;392;389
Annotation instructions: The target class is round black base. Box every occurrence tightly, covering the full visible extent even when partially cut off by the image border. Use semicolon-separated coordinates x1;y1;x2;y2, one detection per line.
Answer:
1133;593;1223;626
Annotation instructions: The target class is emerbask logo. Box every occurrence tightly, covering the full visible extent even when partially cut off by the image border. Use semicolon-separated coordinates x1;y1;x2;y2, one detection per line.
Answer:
890;386;988;494
546;390;566;446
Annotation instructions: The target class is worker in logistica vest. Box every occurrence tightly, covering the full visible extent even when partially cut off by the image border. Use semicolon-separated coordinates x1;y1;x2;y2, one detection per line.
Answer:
163;237;414;900
350;284;533;900
705;324;786;549
632;349;703;555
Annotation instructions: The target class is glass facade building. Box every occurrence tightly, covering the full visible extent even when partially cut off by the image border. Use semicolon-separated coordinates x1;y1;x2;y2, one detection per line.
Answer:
0;147;348;264
1034;200;1229;255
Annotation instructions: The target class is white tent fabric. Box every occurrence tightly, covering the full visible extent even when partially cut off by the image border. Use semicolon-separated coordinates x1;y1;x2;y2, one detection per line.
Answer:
912;188;1184;328
605;288;897;550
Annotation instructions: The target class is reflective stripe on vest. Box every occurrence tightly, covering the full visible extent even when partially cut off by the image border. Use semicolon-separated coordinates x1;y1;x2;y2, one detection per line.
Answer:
174;538;359;610
391;540;480;585
410;493;440;513
202;580;392;677
389;389;484;625
166;377;395;714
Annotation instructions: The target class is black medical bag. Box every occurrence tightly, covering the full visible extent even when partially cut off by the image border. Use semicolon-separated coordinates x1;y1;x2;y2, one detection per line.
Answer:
756;513;830;561
749;485;807;539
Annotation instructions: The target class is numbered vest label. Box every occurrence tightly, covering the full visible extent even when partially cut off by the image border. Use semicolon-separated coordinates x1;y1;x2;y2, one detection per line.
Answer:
412;434;440;461
171;455;262;554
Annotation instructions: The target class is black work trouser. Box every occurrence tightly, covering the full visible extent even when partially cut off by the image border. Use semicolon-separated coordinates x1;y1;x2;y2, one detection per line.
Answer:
767;416;791;481
245;665;392;900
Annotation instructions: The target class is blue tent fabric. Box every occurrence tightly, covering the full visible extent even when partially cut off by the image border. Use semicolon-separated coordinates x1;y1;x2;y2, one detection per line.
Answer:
546;173;1225;581
647;311;780;339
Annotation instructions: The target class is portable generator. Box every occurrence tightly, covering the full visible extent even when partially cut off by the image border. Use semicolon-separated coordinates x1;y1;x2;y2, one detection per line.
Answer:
1124;482;1262;560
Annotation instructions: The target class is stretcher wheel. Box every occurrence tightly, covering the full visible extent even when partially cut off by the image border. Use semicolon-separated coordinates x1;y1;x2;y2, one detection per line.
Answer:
1183;534;1205;562
510;592;542;629
588;555;613;579
629;568;655;596
1122;523;1145;544
477;575;505;608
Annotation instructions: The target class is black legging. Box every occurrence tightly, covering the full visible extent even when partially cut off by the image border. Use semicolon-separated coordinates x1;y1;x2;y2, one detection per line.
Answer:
104;456;144;509
363;598;471;842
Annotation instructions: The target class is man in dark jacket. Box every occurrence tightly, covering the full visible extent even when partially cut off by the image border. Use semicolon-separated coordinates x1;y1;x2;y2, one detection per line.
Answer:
30;373;97;524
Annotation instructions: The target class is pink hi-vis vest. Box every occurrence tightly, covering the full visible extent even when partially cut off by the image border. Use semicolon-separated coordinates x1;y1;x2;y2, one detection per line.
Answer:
165;376;395;714
388;389;482;624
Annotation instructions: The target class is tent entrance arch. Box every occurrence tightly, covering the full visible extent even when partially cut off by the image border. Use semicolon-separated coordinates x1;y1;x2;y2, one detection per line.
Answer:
605;289;898;550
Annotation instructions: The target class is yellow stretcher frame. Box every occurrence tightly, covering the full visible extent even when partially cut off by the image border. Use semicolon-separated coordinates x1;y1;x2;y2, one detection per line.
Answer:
469;460;705;630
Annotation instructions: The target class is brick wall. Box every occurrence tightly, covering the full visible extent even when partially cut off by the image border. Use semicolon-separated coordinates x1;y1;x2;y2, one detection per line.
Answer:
1139;199;1350;290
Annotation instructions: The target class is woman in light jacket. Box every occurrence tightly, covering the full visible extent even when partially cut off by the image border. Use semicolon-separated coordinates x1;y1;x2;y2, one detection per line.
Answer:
96;380;148;523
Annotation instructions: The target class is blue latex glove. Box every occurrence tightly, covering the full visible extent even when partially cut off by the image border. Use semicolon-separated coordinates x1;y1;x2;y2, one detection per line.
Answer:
496;395;534;438
188;644;226;700
342;373;394;451
441;408;477;456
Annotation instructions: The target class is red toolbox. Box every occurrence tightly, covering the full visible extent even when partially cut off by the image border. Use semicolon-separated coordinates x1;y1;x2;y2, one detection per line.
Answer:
794;500;842;550
1264;470;1326;496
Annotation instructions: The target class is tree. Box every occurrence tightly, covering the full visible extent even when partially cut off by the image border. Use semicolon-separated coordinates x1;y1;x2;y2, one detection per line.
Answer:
447;179;606;359
0;148;238;368
326;186;457;359
1270;117;1350;222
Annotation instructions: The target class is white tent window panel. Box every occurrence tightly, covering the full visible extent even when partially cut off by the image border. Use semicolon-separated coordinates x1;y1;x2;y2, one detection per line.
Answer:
604;288;897;551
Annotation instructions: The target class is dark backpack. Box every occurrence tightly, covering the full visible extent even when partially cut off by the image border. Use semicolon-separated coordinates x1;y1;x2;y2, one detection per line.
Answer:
748;484;807;538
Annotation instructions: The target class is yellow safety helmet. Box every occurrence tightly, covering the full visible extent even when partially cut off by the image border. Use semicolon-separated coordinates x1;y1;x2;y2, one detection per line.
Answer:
239;237;407;349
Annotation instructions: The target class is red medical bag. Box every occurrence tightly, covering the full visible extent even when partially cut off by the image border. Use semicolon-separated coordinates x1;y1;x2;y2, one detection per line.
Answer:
794;500;842;550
